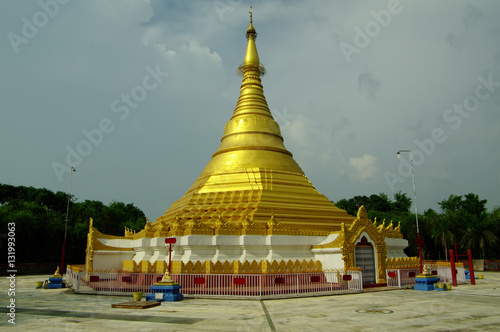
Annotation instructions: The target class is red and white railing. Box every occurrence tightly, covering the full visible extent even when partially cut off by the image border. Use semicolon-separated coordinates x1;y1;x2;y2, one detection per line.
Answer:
386;268;419;288
65;267;363;297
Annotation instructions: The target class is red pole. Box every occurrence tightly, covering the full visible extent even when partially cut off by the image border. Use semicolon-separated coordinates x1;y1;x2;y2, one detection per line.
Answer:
60;238;66;274
467;249;475;285
449;249;457;287
165;238;176;275
417;233;423;274
168;243;172;275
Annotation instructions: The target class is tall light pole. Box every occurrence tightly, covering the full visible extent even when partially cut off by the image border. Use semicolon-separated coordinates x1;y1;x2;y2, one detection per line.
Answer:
397;150;423;274
60;166;76;274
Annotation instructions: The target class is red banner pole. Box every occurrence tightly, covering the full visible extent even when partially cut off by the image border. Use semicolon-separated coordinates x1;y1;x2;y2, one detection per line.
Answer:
468;249;475;285
168;243;172;275
165;238;176;275
60;238;66;275
449;249;457;287
417;233;423;274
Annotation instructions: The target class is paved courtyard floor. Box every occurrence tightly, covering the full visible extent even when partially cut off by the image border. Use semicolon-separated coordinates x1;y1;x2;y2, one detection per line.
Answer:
1;272;499;331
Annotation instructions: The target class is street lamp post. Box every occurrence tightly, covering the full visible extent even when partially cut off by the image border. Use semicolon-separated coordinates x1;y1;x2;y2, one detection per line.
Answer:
60;167;76;275
397;150;423;274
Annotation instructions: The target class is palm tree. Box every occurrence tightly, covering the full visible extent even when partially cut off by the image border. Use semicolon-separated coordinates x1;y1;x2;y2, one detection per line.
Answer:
428;210;455;260
460;211;498;259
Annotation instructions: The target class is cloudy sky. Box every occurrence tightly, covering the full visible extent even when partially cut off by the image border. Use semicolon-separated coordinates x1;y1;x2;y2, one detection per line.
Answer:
2;0;499;222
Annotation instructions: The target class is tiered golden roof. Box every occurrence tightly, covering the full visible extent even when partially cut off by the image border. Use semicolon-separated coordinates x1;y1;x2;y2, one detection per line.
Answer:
154;13;353;234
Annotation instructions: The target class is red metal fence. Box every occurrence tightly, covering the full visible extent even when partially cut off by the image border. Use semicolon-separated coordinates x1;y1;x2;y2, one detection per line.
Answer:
66;268;363;298
386;268;419;288
485;260;500;271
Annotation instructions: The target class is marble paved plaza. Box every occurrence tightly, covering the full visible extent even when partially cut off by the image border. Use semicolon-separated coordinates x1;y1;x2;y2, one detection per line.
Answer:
1;272;499;331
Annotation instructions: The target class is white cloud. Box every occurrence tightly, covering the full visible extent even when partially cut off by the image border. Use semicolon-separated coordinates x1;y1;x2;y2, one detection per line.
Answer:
349;154;378;180
282;115;316;149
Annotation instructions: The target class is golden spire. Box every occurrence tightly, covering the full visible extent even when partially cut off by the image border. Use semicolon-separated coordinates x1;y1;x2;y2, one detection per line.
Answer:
239;6;264;76
205;8;296;175
155;9;353;234
246;5;256;38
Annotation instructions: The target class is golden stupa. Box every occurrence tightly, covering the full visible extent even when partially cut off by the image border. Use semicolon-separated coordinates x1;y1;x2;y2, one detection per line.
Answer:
153;11;353;235
80;10;411;283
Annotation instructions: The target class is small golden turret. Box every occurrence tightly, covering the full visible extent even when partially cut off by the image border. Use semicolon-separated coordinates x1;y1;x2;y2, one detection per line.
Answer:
53;266;62;278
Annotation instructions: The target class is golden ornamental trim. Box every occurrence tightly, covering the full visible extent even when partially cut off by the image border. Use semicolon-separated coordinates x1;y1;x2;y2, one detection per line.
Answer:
141;210;332;238
386;257;419;269
266;213;291;235
312;230;343;249
167;259;322;274
381;220;404;239
214;212;240;235
316;206;392;283
240;210;266;235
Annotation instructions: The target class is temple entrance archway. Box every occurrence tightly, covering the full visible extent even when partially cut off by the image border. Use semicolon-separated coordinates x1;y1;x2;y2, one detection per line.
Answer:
355;236;376;285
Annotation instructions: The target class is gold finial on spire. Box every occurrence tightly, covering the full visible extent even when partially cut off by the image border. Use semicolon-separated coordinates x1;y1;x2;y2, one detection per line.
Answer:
246;6;256;40
240;5;265;76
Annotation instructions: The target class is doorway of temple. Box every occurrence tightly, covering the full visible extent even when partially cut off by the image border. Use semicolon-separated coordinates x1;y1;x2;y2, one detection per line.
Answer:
355;236;376;285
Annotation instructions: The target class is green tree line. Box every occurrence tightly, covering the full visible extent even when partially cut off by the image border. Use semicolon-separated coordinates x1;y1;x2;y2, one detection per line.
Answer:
336;192;499;260
0;184;146;265
1;184;498;266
